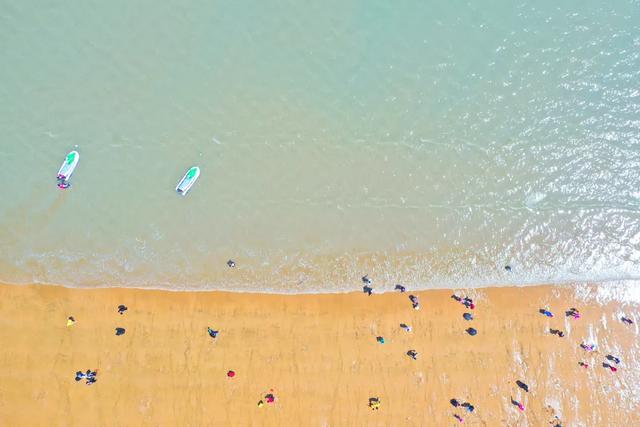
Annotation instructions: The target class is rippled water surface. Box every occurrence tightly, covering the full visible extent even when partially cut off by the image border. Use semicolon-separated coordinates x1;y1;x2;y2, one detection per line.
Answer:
0;1;639;292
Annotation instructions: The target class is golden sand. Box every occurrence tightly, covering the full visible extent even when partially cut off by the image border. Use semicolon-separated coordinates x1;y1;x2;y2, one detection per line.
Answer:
0;283;637;426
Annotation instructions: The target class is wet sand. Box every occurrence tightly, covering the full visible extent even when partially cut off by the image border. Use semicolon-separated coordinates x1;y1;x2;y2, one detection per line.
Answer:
0;283;637;426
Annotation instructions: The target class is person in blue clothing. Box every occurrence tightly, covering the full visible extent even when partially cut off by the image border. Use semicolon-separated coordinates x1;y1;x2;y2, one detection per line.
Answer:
539;308;554;317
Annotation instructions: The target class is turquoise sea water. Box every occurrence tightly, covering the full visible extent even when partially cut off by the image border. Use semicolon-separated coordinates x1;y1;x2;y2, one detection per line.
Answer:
0;1;639;292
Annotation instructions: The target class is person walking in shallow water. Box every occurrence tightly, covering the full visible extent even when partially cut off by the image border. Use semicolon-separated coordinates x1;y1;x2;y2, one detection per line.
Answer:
621;316;633;325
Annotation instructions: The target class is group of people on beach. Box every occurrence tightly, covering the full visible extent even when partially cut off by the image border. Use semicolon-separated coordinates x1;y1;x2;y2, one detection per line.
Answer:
450;398;475;423
70;304;128;385
451;294;478;336
75;370;97;385
540;305;629;375
362;272;637;425
65;264;633;424
204;314;279;408
366;276;485;419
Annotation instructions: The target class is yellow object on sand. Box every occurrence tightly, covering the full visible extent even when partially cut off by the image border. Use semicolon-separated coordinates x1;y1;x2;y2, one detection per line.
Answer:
66;317;75;327
257;400;264;408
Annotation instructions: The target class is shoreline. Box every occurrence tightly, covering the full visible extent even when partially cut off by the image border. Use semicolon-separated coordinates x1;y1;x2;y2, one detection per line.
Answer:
0;282;638;426
4;247;639;294
1;277;640;298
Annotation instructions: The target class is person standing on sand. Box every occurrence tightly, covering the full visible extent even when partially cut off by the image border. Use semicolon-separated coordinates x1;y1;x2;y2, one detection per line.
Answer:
606;355;621;364
579;361;589;368
580;343;596;351
511;397;525;411
549;328;565;337
566;308;580;319
66;316;76;327
118;305;128;315
454;414;464;423
407;350;418;360
539;308;554;317
409;295;420;310
207;327;219;339
368;397;381;410
461;402;474;412
516;380;529;392
400;323;412;332
462;297;475;309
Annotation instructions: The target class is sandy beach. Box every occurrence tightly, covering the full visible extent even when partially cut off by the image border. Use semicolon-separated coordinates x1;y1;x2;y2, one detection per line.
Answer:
0;282;637;426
